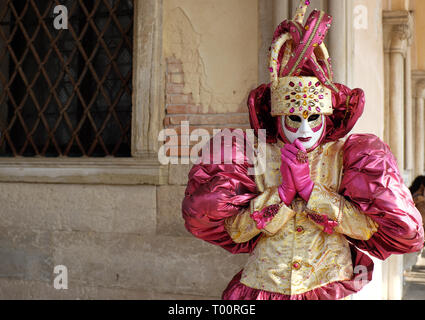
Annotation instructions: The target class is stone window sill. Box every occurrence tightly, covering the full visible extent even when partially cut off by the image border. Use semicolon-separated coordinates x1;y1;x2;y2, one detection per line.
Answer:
0;156;168;185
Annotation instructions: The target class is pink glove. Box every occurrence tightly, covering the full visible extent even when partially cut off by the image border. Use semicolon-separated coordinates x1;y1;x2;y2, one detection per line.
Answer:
281;139;314;202
279;150;297;206
250;204;281;230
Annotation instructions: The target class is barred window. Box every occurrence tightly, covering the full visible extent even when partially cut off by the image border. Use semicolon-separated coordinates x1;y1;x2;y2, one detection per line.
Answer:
0;0;133;157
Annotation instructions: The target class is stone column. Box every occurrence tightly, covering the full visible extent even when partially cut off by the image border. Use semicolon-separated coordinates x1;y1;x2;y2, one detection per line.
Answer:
384;50;391;144
383;10;413;301
383;10;413;172
404;47;413;180
415;95;425;176
273;0;290;28
390;52;406;169
412;71;425;177
132;0;164;156
327;0;354;85
257;0;290;85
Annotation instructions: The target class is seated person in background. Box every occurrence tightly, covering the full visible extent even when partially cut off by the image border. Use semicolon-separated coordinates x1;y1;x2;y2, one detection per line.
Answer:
411;176;425;230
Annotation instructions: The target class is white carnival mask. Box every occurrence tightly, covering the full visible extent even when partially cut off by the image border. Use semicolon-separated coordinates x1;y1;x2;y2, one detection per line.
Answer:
281;114;325;151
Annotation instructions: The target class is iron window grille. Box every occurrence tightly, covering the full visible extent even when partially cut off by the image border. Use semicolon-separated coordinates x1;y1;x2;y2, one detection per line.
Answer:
0;0;133;157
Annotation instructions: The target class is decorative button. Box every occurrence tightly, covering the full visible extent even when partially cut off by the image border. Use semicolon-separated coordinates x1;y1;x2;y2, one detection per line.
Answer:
292;262;301;270
296;226;304;233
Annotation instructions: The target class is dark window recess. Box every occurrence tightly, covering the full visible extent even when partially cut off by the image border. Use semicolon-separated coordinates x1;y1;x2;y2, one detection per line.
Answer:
0;0;133;157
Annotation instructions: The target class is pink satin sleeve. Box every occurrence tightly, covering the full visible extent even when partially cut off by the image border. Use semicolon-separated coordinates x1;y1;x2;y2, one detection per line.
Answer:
182;131;262;254
339;134;425;260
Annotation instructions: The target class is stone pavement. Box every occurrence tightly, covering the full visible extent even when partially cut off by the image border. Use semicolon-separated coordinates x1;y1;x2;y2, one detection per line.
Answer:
403;250;425;300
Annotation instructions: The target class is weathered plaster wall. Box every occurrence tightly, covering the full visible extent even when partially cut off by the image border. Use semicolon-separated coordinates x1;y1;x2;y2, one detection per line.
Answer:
163;0;258;114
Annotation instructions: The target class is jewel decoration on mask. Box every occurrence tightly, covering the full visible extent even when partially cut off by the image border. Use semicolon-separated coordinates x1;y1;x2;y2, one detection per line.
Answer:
296;150;308;164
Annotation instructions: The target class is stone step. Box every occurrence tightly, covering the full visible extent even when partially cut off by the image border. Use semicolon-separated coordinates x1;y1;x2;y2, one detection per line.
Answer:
404;271;425;284
403;282;425;300
412;265;425;272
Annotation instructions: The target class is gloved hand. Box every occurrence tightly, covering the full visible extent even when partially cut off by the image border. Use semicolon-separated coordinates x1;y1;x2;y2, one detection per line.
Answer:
281;139;314;202
250;204;281;230
278;149;297;206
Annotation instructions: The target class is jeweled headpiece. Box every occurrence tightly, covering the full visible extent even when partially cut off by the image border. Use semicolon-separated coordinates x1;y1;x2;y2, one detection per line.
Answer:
270;0;338;118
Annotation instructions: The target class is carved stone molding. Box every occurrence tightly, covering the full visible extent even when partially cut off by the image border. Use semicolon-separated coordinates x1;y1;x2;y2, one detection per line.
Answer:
412;70;425;176
412;70;425;99
0;157;169;185
416;82;425;100
132;0;165;156
383;10;413;56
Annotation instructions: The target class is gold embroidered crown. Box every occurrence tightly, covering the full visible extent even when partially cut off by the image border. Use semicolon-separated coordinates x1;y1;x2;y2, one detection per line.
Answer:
271;76;332;118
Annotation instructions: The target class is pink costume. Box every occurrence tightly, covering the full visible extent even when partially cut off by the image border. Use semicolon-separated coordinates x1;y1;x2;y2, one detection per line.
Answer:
182;2;424;300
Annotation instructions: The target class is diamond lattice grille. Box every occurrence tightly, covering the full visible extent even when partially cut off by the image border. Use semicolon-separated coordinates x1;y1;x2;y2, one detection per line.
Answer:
0;0;133;157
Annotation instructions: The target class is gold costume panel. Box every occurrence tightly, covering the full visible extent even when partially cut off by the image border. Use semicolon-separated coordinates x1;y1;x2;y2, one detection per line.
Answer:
225;139;379;296
225;188;296;242
307;183;379;240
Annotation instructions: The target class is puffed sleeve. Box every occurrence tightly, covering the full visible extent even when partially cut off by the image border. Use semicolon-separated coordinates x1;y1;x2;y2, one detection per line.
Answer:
182;130;262;254
338;134;424;260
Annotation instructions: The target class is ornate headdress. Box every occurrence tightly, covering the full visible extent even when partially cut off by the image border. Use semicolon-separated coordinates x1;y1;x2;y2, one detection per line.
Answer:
270;0;338;119
248;0;365;145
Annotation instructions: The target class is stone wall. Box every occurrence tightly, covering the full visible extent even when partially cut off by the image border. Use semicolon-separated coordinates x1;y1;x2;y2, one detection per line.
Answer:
0;182;248;299
0;0;259;300
163;57;252;158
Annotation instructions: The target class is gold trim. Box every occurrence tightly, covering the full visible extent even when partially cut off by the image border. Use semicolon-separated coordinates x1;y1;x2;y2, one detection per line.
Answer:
293;21;304;37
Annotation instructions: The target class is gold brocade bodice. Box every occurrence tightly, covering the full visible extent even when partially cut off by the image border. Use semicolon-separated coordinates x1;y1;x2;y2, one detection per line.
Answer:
239;139;354;296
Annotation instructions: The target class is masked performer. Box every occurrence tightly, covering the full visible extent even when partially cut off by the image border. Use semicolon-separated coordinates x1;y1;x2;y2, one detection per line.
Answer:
182;1;424;300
